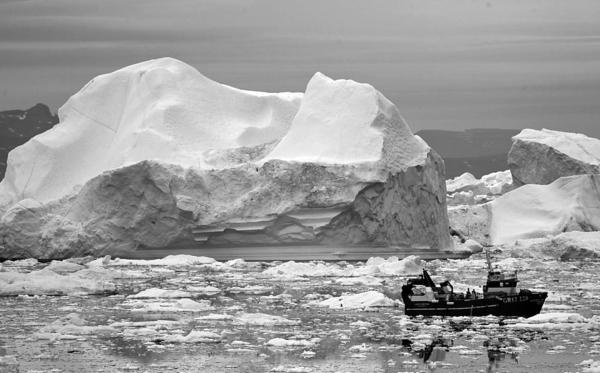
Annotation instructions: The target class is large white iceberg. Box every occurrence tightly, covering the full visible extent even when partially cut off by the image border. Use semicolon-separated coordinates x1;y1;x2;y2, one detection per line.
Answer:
508;128;600;186
0;58;451;258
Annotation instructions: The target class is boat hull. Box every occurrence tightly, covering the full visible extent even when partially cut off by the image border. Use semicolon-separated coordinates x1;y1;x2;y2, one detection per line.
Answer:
404;292;547;317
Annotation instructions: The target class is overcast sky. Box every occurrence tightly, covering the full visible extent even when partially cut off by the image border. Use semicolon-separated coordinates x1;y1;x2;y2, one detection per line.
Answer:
1;0;599;137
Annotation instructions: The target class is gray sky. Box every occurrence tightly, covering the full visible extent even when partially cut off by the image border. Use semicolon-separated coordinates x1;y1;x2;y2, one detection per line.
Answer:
1;0;599;137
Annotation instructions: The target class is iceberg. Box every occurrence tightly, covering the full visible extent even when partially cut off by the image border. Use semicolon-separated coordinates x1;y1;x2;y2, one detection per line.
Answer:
449;174;600;245
0;58;451;259
509;128;600;186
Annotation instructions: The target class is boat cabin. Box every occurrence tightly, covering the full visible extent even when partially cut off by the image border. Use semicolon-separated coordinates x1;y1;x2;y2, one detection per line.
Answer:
483;270;519;296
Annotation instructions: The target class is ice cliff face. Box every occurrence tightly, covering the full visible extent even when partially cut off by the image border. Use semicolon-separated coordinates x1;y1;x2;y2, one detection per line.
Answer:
0;57;451;259
508;129;600;186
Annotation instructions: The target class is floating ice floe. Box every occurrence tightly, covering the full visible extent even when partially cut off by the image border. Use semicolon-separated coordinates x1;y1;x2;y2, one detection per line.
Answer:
44;260;85;273
348;343;373;353
509;312;595;329
334;276;383;286
579;359;600;373
354;256;423;276
186;285;221;295
227;285;274;295
127;298;215;313
270;365;313;373
2;258;38;268
195;313;235;322
233;312;300;326
312;290;397;310
263;256;422;279
262;261;344;277
109;320;182;330
0;267;116;296
34;313;116;340
162;330;222;343
526;312;586;323
128;288;192;299
195;312;299;326
94;255;217;267
266;338;319;348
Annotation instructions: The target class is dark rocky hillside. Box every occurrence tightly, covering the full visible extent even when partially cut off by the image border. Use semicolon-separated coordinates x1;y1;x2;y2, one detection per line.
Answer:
0;104;58;180
416;128;520;178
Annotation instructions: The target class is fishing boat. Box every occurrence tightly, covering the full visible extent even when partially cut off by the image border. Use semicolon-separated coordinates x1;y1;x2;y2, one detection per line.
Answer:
401;252;547;317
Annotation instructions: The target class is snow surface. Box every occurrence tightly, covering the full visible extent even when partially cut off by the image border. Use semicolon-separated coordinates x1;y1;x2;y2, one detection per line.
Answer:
0;58;303;205
312;291;397;310
0;58;430;207
263;72;428;169
490;174;600;244
514;129;600;166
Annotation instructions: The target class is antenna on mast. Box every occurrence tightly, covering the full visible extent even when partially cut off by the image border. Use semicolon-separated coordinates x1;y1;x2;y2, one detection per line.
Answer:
485;249;492;272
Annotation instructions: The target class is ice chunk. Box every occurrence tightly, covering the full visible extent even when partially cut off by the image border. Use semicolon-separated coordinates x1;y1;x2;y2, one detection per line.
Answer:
266;338;318;348
233;312;300;326
163;330;221;343
128;298;215;313
312;291;397;309
128;288;192;299
44;260;85;273
109;255;216;266
0;267;115;295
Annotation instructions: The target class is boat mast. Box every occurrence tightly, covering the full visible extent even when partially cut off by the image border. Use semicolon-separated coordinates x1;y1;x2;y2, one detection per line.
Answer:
485;249;492;272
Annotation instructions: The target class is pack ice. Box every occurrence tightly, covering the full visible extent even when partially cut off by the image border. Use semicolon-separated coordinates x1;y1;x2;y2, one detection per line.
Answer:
509;128;600;186
0;58;451;259
446;170;513;205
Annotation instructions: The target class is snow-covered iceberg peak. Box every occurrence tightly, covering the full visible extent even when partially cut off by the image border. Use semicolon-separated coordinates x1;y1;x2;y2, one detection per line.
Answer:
0;57;303;205
264;72;429;170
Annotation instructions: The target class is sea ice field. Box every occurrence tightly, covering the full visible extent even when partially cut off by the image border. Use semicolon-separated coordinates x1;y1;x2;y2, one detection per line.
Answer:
1;252;599;373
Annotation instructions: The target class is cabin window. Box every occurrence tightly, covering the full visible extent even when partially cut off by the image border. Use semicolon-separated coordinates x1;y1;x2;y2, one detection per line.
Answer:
412;285;427;295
